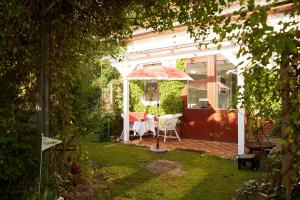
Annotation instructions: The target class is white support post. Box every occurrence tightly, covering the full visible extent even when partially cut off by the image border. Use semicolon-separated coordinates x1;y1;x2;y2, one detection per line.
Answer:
110;64;136;144
237;65;245;155
221;51;248;155
123;79;130;143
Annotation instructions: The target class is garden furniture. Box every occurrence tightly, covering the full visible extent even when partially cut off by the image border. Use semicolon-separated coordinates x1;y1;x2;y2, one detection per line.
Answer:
157;113;182;142
121;112;155;140
238;153;259;171
132;118;156;139
124;66;192;150
245;119;277;169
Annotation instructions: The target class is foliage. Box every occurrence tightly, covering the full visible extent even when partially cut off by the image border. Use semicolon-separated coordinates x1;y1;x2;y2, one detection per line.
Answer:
0;0;126;197
129;60;185;115
88;108;122;141
271;120;281;138
88;61;122;141
243;66;280;136
234;179;286;200
129;81;145;112
97;63;121;87
47;29;117;196
235;175;300;199
244;67;280;121
235;150;300;200
0;133;39;199
0;1;39;198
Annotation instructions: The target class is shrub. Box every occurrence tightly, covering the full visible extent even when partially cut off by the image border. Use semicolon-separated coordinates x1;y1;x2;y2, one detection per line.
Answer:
88;108;122;142
234;179;286;200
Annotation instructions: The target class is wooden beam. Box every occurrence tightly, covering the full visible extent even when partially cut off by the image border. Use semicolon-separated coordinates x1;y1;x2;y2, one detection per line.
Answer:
37;17;50;192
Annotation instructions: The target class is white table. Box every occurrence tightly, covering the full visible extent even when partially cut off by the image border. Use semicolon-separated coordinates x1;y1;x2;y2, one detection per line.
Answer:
132;118;156;138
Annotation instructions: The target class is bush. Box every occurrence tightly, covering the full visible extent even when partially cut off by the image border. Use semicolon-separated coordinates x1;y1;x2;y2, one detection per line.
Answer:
88;108;122;142
270;120;281;138
234;179;286;200
0;109;39;200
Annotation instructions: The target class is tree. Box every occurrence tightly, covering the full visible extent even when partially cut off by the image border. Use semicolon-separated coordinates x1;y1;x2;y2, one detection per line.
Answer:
0;0;138;197
243;66;280;140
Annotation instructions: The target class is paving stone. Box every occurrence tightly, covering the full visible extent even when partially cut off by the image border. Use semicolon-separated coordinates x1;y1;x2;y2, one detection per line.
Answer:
131;136;239;159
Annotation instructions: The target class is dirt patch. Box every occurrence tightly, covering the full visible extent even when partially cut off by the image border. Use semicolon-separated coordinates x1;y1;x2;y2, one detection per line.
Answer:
146;160;184;176
63;161;102;200
65;179;100;200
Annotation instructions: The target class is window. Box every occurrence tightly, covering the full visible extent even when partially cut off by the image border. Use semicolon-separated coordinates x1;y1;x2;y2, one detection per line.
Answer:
187;61;209;109
142;63;161;104
144;80;159;102
216;57;237;109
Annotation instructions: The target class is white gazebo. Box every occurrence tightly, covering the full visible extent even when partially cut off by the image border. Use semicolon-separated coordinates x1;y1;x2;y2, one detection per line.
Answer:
108;27;248;155
106;5;291;155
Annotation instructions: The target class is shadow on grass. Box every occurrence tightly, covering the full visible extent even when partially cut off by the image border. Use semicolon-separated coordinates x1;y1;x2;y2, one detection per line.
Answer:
97;167;158;200
179;164;260;200
179;174;233;200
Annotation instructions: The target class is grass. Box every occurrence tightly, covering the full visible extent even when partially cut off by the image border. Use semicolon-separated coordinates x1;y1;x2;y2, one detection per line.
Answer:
80;134;264;200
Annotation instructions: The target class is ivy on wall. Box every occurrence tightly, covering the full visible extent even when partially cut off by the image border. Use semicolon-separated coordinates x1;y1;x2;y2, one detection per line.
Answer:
129;60;185;115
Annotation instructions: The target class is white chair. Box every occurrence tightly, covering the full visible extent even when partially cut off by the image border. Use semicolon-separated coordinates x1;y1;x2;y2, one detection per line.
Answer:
158;113;182;142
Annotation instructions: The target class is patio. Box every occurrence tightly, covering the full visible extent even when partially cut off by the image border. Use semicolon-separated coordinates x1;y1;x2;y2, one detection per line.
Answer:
131;136;238;159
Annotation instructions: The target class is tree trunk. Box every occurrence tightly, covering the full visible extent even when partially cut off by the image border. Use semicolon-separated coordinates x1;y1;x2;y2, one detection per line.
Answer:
37;13;50;192
279;52;292;200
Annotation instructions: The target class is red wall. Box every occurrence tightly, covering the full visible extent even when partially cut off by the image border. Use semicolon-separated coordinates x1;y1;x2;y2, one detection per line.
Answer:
180;55;238;143
181;95;238;143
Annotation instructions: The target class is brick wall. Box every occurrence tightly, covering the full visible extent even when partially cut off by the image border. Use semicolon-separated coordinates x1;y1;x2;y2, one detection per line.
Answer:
263;120;275;135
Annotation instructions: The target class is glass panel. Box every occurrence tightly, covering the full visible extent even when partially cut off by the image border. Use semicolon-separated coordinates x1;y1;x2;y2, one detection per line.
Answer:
216;58;237;109
144;80;159;101
142;63;161;102
187;62;209;109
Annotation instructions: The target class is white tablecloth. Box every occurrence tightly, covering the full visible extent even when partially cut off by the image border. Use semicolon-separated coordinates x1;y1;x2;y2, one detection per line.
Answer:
132;118;156;136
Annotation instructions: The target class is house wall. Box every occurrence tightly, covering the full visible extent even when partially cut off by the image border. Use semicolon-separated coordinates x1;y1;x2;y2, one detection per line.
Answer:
181;55;238;143
181;96;238;143
113;35;242;144
109;2;294;150
114;28;241;143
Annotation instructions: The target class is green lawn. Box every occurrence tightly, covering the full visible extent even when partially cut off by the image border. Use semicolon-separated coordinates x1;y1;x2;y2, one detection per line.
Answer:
81;135;263;200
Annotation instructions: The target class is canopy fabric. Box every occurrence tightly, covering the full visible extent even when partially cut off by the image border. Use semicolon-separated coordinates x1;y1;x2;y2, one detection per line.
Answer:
124;66;193;81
